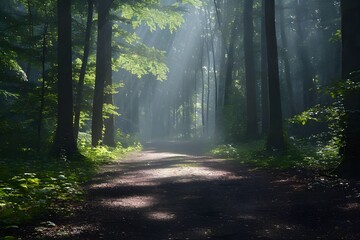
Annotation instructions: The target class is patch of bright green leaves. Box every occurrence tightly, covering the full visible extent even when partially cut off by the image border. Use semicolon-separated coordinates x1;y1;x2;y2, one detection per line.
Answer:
0;160;84;226
0;136;141;229
289;79;360;155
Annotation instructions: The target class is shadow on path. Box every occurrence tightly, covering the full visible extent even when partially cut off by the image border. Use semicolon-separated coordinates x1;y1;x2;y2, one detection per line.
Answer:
30;141;359;240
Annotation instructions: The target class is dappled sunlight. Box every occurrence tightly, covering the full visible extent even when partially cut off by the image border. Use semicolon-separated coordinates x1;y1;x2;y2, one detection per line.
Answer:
101;196;157;209
35;224;98;239
135;151;190;161
91;173;161;188
28;143;360;240
133;166;244;182
91;153;244;190
147;211;176;221
92;165;243;189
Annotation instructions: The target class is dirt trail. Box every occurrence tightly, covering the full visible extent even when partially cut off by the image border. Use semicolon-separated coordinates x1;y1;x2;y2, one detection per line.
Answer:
29;141;359;239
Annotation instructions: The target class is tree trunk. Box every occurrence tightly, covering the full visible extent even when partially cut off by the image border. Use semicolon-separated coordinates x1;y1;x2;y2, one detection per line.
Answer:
52;0;78;156
215;31;226;141
260;0;269;136
91;0;111;147
244;0;258;140
335;0;360;178
295;0;315;110
223;15;238;107
25;0;34;79
200;40;206;136
74;0;93;141
265;0;285;151
38;24;47;152
213;0;228;55
206;32;211;137
103;20;116;147
279;1;295;116
208;7;218;138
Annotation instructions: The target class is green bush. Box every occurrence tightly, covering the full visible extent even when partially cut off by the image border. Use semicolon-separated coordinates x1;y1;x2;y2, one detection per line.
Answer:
211;138;340;170
0;136;141;230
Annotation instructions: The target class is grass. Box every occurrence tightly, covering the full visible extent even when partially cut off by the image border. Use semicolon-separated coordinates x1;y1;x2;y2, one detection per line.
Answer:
0;139;141;237
211;138;341;171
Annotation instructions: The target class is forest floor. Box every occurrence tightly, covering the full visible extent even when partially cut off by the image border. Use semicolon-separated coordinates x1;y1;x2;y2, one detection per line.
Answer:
19;141;360;240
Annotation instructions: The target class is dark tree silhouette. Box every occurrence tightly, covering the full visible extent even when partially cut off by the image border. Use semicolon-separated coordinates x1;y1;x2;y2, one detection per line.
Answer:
92;0;112;147
295;0;316;110
335;0;360;178
264;0;285;151
243;0;258;140
74;0;93;141
223;14;239;107
37;24;48;152
260;0;269;136
279;1;295;116
52;0;78;156
103;20;116;147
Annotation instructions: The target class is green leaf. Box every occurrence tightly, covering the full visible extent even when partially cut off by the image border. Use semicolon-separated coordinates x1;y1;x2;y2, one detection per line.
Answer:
28;178;40;185
4;236;16;240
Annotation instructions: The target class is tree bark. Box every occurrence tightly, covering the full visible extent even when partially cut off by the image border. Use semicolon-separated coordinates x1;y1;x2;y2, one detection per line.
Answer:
260;0;269;136
103;20;116;147
38;24;47;152
52;0;78;156
91;0;111;147
265;0;285;151
74;0;93;141
200;40;206;136
244;0;258;140
279;1;295;116
215;23;226;141
205;22;211;137
295;0;315;110
223;15;239;107
335;0;360;178
207;6;218;138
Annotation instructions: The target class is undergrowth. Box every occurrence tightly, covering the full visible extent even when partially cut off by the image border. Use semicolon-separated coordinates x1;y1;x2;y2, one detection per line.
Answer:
0;134;141;237
211;138;340;170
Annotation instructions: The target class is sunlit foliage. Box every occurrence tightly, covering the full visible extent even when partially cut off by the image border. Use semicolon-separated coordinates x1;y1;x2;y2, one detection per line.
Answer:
289;80;360;155
0;136;141;229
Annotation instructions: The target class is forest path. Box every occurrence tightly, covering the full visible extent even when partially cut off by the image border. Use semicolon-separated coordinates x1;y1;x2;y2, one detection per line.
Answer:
34;141;359;240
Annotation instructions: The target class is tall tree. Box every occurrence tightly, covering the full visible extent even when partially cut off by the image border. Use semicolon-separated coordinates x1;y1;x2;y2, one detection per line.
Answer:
200;39;206;136
37;24;48;152
207;6;219;138
223;14;239;107
278;1;295;116
102;20;116;147
295;0;315;110
264;0;285;151
91;0;112;147
335;0;360;178
316;0;341;88
52;0;78;156
243;0;258;140
260;0;269;135
74;0;93;141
